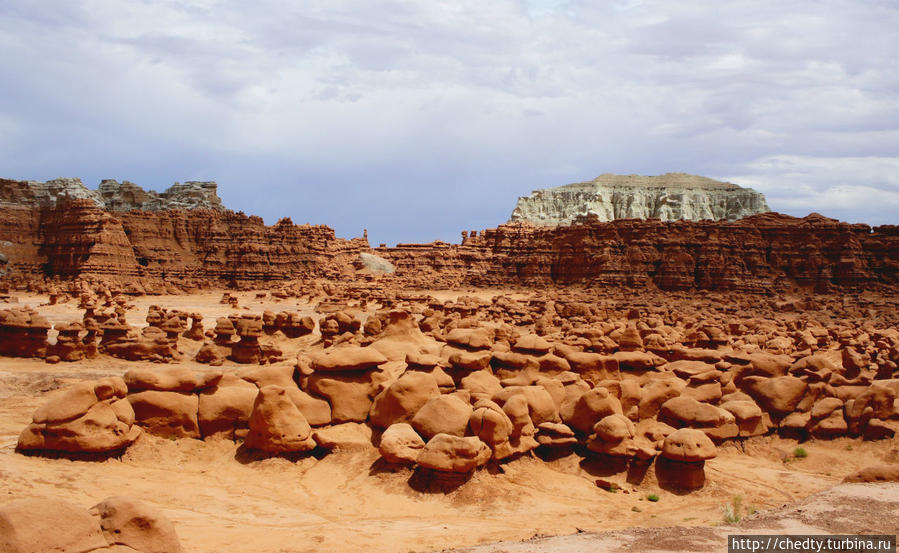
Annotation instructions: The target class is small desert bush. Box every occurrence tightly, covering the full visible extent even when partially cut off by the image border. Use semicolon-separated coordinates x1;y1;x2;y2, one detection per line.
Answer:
793;447;808;458
722;495;743;523
646;493;660;502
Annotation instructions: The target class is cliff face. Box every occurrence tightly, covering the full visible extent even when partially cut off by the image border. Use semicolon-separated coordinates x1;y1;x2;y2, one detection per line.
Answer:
0;177;896;292
0;199;367;286
0;177;225;212
509;173;770;225
380;213;899;292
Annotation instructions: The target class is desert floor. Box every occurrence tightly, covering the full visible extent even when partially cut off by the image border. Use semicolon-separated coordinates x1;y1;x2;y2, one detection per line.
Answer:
1;291;897;553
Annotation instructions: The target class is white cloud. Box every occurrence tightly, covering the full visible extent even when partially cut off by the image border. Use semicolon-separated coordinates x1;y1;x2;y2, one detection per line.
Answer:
724;155;899;225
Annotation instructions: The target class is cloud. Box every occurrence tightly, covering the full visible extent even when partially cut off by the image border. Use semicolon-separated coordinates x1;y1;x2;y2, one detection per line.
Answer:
0;0;897;244
724;155;899;225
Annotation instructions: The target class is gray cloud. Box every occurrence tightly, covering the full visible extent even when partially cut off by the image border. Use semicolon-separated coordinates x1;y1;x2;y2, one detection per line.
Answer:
0;0;897;245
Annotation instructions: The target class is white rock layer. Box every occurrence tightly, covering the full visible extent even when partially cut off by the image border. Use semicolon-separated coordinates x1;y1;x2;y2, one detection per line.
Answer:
508;173;770;226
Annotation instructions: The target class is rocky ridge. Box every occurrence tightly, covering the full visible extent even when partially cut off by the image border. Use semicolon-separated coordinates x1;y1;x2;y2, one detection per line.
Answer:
381;213;899;292
0;175;896;293
508;173;770;225
0;177;225;212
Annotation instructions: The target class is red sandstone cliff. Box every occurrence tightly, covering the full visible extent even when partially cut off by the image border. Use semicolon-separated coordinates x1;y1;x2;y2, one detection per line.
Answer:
0;197;368;286
0;177;896;292
378;213;899;292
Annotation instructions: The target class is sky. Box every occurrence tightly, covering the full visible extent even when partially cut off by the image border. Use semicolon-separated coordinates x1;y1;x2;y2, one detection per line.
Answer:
1;0;897;246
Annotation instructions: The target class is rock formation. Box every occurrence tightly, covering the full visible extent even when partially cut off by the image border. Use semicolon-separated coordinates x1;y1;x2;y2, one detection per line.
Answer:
382;213;899;292
16;377;141;456
0;495;184;553
0;177;224;212
508;173;770;225
1;176;897;293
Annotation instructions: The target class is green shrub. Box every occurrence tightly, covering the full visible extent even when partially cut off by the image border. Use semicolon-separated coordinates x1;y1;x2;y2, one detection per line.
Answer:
647;493;660;502
793;447;808;458
723;495;743;523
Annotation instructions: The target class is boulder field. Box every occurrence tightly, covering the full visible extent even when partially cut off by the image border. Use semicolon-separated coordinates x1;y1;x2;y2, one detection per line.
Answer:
11;288;899;493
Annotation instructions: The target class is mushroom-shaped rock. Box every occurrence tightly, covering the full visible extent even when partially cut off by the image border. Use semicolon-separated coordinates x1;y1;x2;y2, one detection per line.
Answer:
379;422;426;464
411;394;473;440
244;385;316;453
661;428;718;462
657;428;717;490
214;317;236;338
416;433;491;473
48;321;86;361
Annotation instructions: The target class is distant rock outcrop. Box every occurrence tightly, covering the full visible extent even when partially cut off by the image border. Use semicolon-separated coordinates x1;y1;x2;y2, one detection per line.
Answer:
0;177;225;212
508;173;770;225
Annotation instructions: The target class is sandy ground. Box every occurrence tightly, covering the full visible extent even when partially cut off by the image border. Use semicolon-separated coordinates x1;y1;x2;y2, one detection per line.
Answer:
445;483;899;553
1;292;898;553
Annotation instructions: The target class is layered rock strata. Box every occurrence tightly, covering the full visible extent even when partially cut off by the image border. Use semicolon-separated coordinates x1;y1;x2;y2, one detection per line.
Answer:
509;173;770;225
382;213;899;292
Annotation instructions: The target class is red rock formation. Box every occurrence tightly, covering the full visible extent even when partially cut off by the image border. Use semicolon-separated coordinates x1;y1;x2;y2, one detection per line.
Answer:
379;213;899;292
1;175;897;292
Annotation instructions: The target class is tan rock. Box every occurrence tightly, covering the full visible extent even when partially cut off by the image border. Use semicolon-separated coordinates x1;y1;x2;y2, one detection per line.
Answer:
416;434;491;473
128;390;201;439
411;394;472;440
311;346;388;372
244;385;316;453
369;371;440;428
378;422;426;464
661;428;717;462
0;497;108;553
91;496;184;553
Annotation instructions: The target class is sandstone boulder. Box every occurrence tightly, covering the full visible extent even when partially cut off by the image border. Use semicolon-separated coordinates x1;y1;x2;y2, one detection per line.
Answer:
0;497;108;553
17;378;140;455
369;371;440;428
378;422;426;464
411;394;472;440
311;346;388;372
244;385;316;453
416;434;491;473
90;496;184;553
